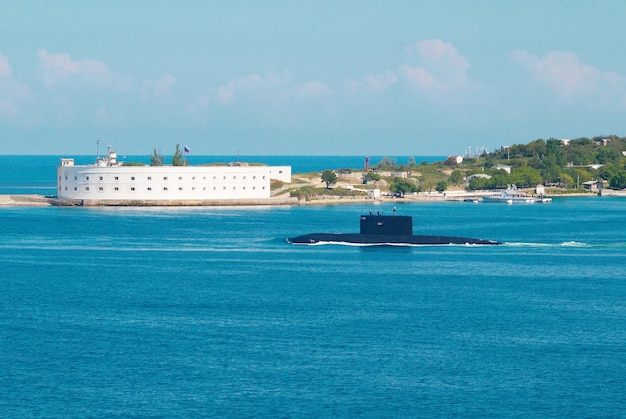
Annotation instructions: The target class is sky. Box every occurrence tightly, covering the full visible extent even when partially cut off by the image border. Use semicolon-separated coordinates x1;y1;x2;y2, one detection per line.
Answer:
2;1;626;156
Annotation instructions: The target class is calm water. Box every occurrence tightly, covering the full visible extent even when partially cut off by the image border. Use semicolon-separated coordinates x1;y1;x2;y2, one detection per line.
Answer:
1;197;625;417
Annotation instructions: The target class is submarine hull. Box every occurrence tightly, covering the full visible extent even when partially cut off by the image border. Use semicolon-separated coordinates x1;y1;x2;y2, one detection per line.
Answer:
287;233;501;245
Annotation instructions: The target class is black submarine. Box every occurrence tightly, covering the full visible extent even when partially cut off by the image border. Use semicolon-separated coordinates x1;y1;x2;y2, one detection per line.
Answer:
287;211;501;246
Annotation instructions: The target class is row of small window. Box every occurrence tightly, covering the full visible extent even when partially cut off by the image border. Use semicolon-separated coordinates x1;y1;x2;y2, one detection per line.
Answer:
63;186;265;192
72;175;266;181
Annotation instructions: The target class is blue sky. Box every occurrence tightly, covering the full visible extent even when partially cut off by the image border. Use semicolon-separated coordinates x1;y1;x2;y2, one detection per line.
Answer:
2;1;626;156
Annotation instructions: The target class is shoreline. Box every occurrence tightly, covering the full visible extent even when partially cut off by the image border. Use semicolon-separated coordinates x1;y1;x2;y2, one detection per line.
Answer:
0;191;608;208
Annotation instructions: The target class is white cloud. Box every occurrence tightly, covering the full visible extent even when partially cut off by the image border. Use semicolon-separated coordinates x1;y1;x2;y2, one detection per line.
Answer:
343;71;398;96
184;95;210;115
37;49;130;89
215;74;263;105
209;72;332;106
512;50;626;97
400;39;470;93
294;80;333;101
0;53;12;77
0;52;33;120
142;73;177;99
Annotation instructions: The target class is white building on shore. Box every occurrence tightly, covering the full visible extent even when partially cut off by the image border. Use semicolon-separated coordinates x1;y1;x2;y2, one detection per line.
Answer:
56;147;291;205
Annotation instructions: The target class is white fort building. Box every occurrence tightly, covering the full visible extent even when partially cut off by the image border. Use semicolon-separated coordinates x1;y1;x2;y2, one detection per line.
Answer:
56;147;292;205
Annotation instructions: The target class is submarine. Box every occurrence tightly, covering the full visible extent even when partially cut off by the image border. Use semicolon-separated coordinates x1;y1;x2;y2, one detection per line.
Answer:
287;212;501;246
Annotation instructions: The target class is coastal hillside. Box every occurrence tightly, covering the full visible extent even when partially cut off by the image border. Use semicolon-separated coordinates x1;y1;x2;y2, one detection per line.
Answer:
276;135;626;201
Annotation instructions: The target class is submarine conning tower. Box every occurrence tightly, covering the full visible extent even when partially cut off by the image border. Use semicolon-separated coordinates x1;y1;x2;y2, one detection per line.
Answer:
360;214;413;235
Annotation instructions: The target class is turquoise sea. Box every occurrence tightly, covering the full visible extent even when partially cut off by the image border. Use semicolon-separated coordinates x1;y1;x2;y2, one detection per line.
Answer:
1;157;626;417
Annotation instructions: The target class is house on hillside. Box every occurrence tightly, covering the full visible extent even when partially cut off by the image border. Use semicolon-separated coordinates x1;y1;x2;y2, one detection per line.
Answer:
445;155;464;165
496;164;511;174
465;173;491;186
583;180;604;192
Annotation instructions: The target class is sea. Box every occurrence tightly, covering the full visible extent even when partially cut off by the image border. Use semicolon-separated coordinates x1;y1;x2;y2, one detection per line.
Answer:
1;156;625;417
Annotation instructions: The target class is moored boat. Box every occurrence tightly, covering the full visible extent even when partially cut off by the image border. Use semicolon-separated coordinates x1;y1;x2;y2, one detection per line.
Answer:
482;185;535;204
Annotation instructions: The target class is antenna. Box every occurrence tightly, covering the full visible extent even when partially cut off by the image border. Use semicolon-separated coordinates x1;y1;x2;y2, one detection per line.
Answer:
96;140;100;159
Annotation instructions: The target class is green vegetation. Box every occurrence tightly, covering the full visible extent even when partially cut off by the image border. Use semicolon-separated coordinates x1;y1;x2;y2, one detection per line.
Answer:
172;143;188;166
390;177;420;194
364;172;381;185
150;148;163;166
289;186;367;201
463;135;626;190
361;135;626;192
321;170;338;189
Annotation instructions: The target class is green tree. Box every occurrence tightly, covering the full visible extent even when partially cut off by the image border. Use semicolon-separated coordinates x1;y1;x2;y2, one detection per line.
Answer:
488;172;510;189
172;143;188;166
558;173;574;187
597;147;620;164
321;170;338;189
150;148;163;166
609;170;626;189
378;157;397;168
540;154;561;183
449;169;464;186
435;181;448;192
598;162;619;181
391;177;419;194
510;166;543;187
364;172;382;185
467;176;489;191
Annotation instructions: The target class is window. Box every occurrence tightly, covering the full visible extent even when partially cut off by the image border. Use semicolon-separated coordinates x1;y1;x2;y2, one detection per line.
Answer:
114;187;119;191
178;187;183;191
114;176;119;181
147;187;152;191
99;176;104;181
131;187;135;191
163;187;168;191
131;176;136;181
164;176;168;180
179;176;183;180
85;186;90;191
147;176;152;180
86;176;90;181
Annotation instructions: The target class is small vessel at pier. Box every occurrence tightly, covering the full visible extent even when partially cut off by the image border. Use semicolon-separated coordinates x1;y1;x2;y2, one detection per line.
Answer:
482;185;535;204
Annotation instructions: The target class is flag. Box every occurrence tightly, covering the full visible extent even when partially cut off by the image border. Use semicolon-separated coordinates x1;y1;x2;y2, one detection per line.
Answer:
183;145;190;153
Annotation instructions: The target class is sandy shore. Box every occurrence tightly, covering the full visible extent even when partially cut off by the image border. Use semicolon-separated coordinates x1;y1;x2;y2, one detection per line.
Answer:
0;195;56;206
0;189;606;208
